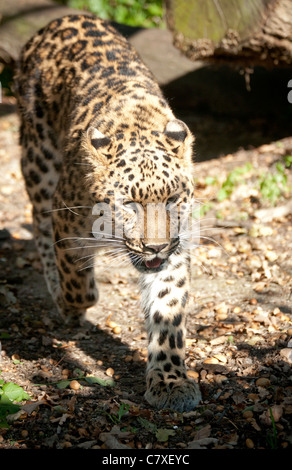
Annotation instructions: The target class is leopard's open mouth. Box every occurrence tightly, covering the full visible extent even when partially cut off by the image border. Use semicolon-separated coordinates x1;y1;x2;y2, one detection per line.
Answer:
144;257;163;269
126;240;180;272
127;250;166;272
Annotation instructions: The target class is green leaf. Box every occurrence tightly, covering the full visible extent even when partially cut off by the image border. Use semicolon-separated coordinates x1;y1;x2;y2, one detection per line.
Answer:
84;376;115;387
56;380;71;389
53;405;67;414
1;383;30;403
73;368;84;378
205;176;217;185
284;155;292;167
0;404;20;428
276;162;285;173
217;188;229;201
0;332;10;339
156;428;176;442
146;4;162;16
0;376;30;429
137;416;157;432
117;403;130;421
67;0;164;28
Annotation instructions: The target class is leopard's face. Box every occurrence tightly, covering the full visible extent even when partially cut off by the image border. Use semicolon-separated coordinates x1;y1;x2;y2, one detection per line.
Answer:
86;120;196;272
109;188;193;273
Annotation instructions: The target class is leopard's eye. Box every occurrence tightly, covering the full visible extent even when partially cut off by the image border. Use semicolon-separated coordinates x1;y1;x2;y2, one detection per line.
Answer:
166;194;180;205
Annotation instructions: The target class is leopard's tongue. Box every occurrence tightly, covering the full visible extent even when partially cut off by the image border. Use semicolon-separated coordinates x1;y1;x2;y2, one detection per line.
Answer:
145;257;163;269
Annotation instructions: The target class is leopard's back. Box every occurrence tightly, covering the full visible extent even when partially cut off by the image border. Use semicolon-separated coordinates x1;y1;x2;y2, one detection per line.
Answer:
15;14;164;143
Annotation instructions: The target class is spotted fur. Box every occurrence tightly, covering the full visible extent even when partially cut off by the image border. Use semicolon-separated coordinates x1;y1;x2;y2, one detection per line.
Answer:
14;14;201;412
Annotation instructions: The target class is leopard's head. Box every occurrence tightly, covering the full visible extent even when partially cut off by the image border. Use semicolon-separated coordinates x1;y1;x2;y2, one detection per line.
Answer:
85;120;197;272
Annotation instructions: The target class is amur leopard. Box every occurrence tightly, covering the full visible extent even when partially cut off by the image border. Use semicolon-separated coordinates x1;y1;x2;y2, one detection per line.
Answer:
15;14;202;412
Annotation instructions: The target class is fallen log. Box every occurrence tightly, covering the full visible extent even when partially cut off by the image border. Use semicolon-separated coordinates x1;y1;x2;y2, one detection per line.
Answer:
165;0;292;67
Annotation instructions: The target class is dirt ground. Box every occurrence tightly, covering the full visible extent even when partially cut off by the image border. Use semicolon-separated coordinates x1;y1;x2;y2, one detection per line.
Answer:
0;92;292;451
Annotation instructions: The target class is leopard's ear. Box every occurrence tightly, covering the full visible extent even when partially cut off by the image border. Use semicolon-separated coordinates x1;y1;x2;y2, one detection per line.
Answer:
164;120;188;142
164;120;194;160
87;127;111;151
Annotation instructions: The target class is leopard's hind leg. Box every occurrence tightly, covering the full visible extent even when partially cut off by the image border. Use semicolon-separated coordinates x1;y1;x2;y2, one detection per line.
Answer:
20;120;63;304
21;124;98;322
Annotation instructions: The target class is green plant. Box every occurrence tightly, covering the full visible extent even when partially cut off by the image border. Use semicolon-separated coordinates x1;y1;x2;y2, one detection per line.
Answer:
259;162;288;204
97;402;130;424
137;416;176;442
107;402;130;424
58;0;164;28
266;407;278;449
205;176;218;186
0;372;31;428
0;332;10;339
192;202;212;219
217;163;253;201
283;154;292;168
34;369;115;389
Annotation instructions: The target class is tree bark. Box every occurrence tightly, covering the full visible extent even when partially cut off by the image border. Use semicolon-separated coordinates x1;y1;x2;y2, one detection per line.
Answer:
166;0;292;67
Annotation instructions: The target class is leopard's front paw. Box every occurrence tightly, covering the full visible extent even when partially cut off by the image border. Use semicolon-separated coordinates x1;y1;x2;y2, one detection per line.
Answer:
145;372;201;412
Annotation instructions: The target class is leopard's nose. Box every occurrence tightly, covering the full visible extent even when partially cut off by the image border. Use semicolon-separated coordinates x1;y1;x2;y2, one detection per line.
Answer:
143;243;168;253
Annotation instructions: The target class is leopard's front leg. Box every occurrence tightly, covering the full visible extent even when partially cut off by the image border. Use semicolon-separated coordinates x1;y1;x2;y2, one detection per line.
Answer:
140;253;201;412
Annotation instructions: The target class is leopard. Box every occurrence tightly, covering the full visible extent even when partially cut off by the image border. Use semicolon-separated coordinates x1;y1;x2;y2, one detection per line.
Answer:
14;13;202;412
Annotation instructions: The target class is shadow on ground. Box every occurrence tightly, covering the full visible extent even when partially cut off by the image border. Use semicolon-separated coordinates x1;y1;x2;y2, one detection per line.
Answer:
162;65;292;160
1;228;147;402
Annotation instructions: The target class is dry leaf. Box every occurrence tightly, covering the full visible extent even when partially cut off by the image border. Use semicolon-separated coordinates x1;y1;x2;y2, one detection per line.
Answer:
187;438;218;449
99;433;132;449
191;424;211;440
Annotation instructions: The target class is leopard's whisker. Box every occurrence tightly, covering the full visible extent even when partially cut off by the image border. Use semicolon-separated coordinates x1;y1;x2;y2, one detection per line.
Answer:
76;254;96;269
80;250;131;270
75;247;127;262
77;247;128;269
69;241;123;249
91;230;126;241
43;205;92;215
54;236;125;247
